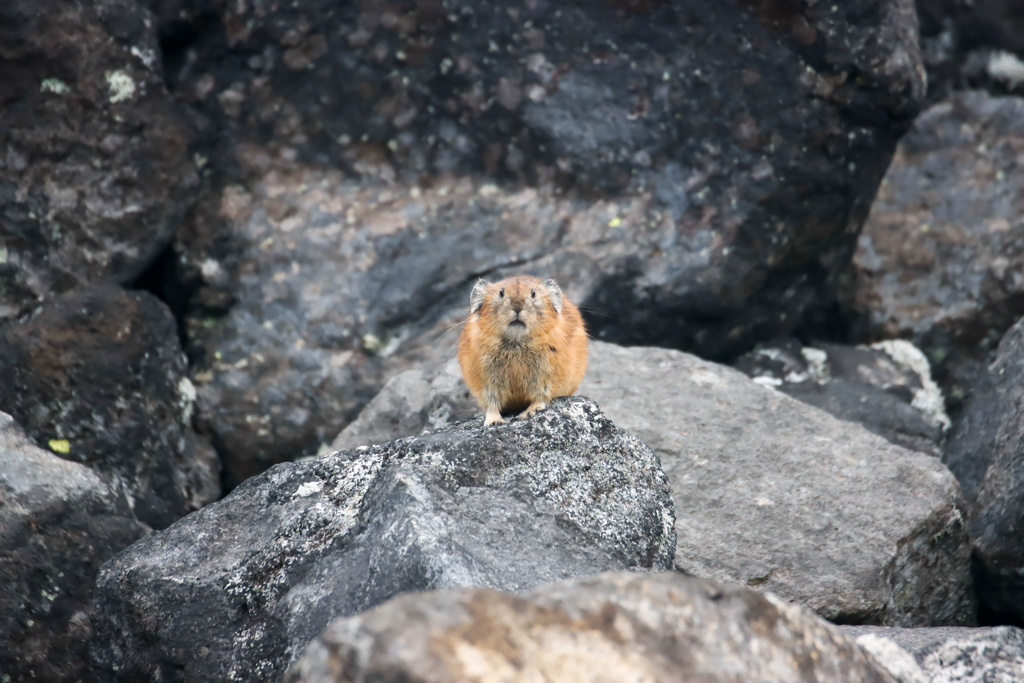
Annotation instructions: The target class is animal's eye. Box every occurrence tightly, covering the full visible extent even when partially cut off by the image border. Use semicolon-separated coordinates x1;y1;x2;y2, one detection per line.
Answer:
531;289;536;298
499;288;504;298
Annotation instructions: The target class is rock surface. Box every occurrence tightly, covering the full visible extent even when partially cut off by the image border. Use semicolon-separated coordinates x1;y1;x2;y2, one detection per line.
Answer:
848;91;1024;413
164;0;926;480
943;316;1024;621
0;412;147;683
288;571;897;683
734;338;949;455
0;286;220;530
846;624;1024;683
339;341;976;625
331;356;475;453
0;0;196;320
90;397;675;682
915;0;1024;102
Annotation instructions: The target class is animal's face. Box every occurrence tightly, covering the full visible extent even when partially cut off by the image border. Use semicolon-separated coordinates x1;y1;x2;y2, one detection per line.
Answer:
469;277;563;340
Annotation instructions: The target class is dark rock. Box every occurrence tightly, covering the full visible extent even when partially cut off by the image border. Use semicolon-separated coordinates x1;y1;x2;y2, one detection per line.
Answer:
0;412;148;683
90;397;675;682
0;0;197;320
915;0;1024;102
845;624;1024;683
734;338;949;455
848;91;1024;414
0;286;220;530
943;316;1024;621
163;0;925;480
325;341;976;626
288;571;897;683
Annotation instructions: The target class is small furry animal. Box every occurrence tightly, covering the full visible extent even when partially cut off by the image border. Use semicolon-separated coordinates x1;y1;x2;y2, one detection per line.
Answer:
458;275;588;425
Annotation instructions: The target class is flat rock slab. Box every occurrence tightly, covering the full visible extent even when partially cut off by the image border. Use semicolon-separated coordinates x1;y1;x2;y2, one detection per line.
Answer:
844;625;1024;683
336;341;975;626
849;91;1024;407
584;342;974;626
943;316;1024;620
91;397;675;682
288;571;897;683
0;286;220;530
0;412;147;683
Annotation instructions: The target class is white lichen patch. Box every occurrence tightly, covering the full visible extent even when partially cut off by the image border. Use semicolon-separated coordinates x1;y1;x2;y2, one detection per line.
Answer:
295;481;323;497
105;70;136;103
867;340;950;431
40;78;70;95
177;377;197;423
752;375;783;389
130;45;157;70
988;51;1024;89
800;347;830;384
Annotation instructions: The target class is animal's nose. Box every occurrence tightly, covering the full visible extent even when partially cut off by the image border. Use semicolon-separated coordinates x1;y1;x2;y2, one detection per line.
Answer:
511;302;524;314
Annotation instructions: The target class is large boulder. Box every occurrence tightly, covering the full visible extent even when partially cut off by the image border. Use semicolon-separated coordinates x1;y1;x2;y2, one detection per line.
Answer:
163;0;925;481
846;625;1024;683
734;338;949;455
0;412;148;683
288;571;897;683
0;286;220;530
943;316;1024;621
0;0;196;320
338;341;976;626
90;397;675;682
847;91;1024;413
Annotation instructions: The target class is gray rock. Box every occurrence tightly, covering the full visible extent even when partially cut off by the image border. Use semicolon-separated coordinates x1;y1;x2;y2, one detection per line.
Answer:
331;357;475;453
339;341;976;625
734;338;949;455
943;316;1024;620
0;0;197;320
288;571;897;683
90;397;675;682
0;412;148;683
0;286;220;530
165;0;925;481
847;91;1024;414
587;343;974;626
845;625;1024;683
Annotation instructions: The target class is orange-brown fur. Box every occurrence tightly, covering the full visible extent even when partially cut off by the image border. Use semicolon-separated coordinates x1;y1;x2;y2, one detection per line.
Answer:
458;276;587;425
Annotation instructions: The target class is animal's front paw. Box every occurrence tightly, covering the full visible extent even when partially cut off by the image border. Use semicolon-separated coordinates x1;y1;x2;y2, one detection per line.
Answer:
484;408;505;426
518;401;548;419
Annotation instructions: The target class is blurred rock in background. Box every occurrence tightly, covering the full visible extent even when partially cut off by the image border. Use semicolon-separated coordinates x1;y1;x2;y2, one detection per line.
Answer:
154;0;927;480
0;0;196;320
845;91;1024;417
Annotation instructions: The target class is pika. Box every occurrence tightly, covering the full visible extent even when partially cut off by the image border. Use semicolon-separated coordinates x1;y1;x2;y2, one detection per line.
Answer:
458;275;588;426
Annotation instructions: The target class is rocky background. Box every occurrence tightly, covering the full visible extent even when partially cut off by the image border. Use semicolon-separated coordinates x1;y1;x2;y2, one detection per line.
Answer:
2;0;1024;681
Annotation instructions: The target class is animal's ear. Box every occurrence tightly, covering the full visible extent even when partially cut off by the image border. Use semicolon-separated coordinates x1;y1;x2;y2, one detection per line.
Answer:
544;279;563;314
470;280;488;313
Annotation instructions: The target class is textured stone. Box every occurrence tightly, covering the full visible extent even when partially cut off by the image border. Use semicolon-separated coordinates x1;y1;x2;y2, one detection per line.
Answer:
331;357;475;452
846;625;1024;683
338;341;976;625
90;397;675;682
288;572;897;683
943;316;1024;620
0;412;147;683
161;0;925;480
848;91;1024;412
734;338;949;455
915;0;1024;103
0;0;196;320
0;286;220;530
